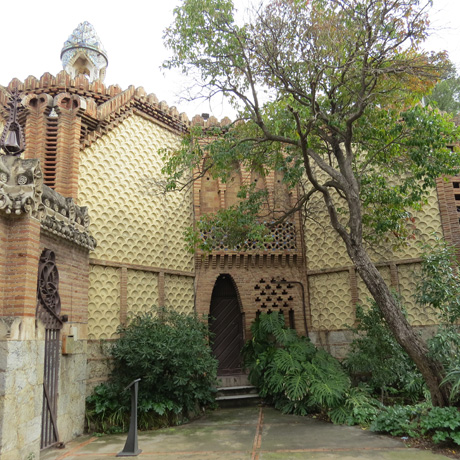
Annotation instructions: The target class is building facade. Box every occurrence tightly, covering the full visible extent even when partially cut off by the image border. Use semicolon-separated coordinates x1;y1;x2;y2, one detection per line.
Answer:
0;21;459;459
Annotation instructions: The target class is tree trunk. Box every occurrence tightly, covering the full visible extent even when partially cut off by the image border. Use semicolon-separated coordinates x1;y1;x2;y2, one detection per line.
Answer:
348;242;450;406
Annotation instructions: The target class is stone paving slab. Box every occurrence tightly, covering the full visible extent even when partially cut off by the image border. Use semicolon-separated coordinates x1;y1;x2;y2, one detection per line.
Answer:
40;406;454;460
259;451;453;460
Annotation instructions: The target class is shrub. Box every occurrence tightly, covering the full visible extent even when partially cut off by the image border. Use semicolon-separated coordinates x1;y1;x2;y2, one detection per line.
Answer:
344;302;424;402
86;308;218;433
371;404;460;446
370;404;425;437
243;312;379;425
416;239;460;403
419;406;460;445
415;239;460;324
329;385;382;426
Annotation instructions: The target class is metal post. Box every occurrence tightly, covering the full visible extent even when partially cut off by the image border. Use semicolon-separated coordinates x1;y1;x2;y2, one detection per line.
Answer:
117;378;142;457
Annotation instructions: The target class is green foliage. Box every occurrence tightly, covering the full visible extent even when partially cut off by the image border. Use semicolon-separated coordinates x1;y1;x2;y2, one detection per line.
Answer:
419;407;460;445
414;239;460;403
86;383;131;434
164;0;460;405
86;308;218;433
425;67;460;115
443;367;460;403
428;325;460;404
372;404;460;446
329;385;382;426
416;239;460;324
186;186;272;252
371;404;426;437
344;302;424;401
164;0;460;250
243;312;378;424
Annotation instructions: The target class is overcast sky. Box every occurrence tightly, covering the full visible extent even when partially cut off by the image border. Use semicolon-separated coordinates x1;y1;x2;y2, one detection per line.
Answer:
1;0;459;119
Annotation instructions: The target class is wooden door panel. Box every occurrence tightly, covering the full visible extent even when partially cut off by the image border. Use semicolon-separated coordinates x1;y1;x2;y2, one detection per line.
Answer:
209;276;244;375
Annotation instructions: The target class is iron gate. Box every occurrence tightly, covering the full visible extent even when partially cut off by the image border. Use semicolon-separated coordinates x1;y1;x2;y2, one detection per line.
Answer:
36;249;63;449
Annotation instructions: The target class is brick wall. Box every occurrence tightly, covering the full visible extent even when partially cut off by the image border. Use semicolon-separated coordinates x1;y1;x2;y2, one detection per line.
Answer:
39;232;90;330
436;176;460;249
196;254;309;339
0;215;41;318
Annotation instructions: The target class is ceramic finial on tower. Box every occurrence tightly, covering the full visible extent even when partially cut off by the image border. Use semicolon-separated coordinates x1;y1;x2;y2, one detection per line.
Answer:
61;21;108;82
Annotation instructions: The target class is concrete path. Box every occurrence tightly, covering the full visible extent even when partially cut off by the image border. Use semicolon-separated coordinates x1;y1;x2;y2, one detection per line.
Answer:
40;406;454;460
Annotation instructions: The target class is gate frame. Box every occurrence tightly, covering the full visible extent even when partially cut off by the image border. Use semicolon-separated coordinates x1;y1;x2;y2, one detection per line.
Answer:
36;249;64;450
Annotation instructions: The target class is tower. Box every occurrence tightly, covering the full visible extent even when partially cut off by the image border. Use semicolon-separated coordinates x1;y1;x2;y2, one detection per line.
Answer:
61;21;108;82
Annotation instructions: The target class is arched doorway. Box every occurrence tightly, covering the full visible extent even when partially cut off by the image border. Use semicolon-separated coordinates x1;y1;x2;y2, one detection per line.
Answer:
209;274;244;375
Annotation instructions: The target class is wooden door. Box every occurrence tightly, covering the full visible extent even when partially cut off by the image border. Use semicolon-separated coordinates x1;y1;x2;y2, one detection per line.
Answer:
209;275;244;375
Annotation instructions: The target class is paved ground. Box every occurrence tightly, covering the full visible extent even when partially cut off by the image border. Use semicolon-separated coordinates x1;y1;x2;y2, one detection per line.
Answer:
40;405;455;460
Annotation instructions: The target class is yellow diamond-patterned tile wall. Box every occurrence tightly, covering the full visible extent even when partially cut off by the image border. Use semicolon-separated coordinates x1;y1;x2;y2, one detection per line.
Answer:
164;275;195;314
88;265;121;339
309;271;354;330
127;269;159;318
78;114;194;272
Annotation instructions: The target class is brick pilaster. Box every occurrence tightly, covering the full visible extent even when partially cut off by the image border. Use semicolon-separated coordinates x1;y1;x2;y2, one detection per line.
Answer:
54;94;86;201
2;215;41;317
120;266;128;325
22;93;54;164
158;271;165;307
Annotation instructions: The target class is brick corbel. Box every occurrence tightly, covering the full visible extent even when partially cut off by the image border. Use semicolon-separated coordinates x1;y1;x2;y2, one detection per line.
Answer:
22;93;54;163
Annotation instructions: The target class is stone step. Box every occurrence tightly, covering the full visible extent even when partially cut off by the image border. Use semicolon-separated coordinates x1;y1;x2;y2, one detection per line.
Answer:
217;385;255;392
217;374;251;387
216;394;260;401
215;383;260;407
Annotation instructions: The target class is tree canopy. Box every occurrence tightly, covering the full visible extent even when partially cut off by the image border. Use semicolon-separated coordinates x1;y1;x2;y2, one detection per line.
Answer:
163;0;460;406
425;67;460;115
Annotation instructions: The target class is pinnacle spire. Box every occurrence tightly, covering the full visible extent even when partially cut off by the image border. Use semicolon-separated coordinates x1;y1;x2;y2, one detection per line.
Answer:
61;21;108;82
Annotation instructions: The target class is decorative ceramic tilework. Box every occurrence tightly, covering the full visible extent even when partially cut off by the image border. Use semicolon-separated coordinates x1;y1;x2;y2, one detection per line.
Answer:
61;21;108;68
398;263;438;326
164;274;195;314
306;181;443;271
356;266;393;309
393;189;443;260
88;265;120;339
127;269;159;318
305;214;350;270
79;114;194;273
309;271;354;330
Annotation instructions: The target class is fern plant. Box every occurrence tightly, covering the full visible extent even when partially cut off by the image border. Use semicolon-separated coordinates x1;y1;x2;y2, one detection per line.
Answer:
243;312;377;422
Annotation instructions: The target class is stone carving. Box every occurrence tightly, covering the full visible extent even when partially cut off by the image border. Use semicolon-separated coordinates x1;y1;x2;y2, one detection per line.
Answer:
0;317;19;339
0;158;96;248
40;185;96;250
0;89;97;250
0;155;43;216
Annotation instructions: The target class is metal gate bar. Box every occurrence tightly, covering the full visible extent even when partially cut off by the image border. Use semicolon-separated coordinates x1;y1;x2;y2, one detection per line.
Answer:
41;328;60;449
37;249;63;450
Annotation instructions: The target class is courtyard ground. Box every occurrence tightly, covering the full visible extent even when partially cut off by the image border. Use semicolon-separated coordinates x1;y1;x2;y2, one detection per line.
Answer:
40;405;457;460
